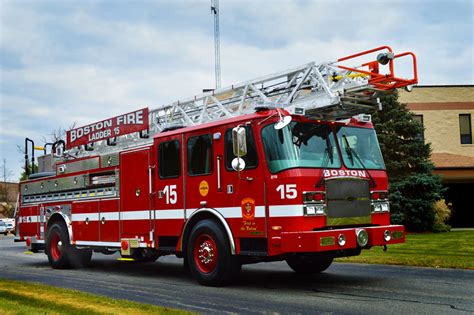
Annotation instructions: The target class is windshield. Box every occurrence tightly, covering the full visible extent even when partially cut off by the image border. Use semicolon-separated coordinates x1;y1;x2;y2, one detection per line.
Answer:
262;122;341;173
336;126;385;170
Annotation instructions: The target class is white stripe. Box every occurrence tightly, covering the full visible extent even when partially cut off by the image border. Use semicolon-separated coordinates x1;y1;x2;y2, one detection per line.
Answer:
75;241;121;247
185;206;266;219
100;212;119;221
120;210;151;220
269;204;303;217
21;216;38;223
45;205;268;224
155;209;184;219
71;213;100;222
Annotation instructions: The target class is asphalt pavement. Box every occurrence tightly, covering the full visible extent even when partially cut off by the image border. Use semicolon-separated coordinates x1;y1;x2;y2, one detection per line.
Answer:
0;235;473;314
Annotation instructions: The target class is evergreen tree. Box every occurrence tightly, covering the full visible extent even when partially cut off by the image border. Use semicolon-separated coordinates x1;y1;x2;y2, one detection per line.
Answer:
372;91;444;231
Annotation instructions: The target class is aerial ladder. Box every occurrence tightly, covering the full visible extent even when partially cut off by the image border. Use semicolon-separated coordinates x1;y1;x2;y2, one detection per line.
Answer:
55;46;418;159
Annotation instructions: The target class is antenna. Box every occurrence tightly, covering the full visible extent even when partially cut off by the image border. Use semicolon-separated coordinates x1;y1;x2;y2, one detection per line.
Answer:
211;0;221;89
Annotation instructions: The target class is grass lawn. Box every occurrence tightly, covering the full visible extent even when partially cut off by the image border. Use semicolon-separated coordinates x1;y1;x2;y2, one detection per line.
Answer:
336;230;474;269
0;279;193;315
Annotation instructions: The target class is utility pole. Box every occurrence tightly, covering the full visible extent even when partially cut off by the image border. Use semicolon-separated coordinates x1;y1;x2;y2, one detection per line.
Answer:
211;0;221;89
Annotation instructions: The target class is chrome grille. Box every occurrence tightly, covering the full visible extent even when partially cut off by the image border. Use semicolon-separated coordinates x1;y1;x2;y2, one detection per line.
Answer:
326;178;371;226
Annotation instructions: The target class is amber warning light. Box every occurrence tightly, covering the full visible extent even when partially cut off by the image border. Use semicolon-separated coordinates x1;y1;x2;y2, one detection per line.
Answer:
66;107;149;149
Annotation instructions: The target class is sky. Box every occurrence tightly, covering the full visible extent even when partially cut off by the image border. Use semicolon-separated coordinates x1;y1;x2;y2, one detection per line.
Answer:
0;0;473;181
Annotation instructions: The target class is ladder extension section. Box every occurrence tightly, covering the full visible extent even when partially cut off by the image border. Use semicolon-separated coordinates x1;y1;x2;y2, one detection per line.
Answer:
150;45;417;130
69;45;417;156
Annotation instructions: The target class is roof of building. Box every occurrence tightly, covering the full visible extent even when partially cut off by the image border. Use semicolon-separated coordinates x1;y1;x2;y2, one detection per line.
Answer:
399;85;474;103
431;153;474;169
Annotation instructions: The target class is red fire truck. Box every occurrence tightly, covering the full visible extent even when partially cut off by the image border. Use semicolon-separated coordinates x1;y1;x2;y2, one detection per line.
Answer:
16;46;417;286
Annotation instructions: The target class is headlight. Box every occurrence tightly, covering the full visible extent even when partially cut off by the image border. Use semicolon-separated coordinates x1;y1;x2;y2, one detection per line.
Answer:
372;202;390;213
305;206;316;215
384;230;391;242
304;204;325;216
356;228;369;247
338;234;346;246
373;203;382;212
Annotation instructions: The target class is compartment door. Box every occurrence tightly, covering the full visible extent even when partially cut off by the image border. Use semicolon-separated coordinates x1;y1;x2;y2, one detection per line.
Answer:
120;148;153;241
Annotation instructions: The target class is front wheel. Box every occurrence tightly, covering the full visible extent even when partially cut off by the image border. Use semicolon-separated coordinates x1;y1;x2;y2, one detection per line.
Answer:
46;222;92;269
187;220;241;286
286;255;333;274
46;222;72;269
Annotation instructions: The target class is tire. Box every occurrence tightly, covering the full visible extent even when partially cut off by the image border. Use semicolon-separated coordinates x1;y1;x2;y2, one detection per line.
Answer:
46;222;72;269
286;255;333;274
46;222;92;269
186;219;241;286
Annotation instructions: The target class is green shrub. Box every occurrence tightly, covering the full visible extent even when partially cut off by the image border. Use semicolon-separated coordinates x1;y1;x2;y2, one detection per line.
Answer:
432;199;451;232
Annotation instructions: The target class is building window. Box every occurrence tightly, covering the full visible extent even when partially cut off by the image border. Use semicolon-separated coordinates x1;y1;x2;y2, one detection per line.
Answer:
459;114;472;144
224;126;258;171
187;134;213;175
413;115;424;141
159;140;180;178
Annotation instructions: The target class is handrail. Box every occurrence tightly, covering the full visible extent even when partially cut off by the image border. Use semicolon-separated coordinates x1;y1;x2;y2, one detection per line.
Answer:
336;45;418;90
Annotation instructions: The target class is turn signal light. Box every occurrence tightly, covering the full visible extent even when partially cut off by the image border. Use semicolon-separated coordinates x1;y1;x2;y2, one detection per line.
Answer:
303;192;325;203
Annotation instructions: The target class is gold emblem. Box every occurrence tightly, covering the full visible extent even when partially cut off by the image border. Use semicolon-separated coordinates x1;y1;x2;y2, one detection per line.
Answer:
241;198;255;220
199;180;209;197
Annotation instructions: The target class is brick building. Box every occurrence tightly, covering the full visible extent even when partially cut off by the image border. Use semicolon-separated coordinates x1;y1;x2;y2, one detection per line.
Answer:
399;85;474;227
0;181;18;219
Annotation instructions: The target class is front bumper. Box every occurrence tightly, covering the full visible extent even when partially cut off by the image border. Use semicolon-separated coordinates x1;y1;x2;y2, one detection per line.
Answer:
277;225;405;253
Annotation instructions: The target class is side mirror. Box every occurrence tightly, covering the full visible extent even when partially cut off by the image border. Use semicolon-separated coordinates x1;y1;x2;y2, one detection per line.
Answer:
232;126;247;157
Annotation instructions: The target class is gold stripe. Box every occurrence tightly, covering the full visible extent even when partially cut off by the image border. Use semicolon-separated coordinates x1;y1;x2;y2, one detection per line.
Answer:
327;215;372;226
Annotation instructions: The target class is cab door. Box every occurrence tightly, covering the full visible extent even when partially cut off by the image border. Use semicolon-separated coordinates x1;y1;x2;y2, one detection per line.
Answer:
155;135;185;242
221;124;266;241
184;131;217;216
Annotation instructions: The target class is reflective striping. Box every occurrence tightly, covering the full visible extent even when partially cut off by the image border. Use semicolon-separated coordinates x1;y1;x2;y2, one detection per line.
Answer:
186;206;265;219
71;213;100;222
155;209;184;219
21;205;270;224
269;205;304;217
121;210;151;220
19;216;39;223
100;212;120;221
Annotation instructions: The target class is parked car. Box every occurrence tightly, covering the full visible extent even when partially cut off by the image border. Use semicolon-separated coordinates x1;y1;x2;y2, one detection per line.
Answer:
0;221;7;235
6;222;14;234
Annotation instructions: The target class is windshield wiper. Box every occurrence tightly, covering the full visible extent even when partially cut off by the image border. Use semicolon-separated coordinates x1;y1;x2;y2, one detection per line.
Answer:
315;137;333;188
326;136;334;164
342;135;376;188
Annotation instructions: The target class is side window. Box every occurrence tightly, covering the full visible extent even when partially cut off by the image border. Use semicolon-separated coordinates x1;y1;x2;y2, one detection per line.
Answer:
459;114;472;144
187;134;213;175
159;140;180;178
413;114;424;142
224;126;258;170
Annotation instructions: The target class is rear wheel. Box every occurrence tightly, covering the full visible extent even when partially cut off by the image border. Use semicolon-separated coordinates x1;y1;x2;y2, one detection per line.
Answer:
187;220;241;286
286;255;333;274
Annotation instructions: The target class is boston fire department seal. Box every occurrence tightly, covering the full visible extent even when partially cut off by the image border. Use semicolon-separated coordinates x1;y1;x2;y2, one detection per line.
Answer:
241;198;255;221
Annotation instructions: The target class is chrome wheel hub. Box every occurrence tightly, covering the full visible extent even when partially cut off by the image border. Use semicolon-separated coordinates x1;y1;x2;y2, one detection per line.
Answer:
198;241;214;264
